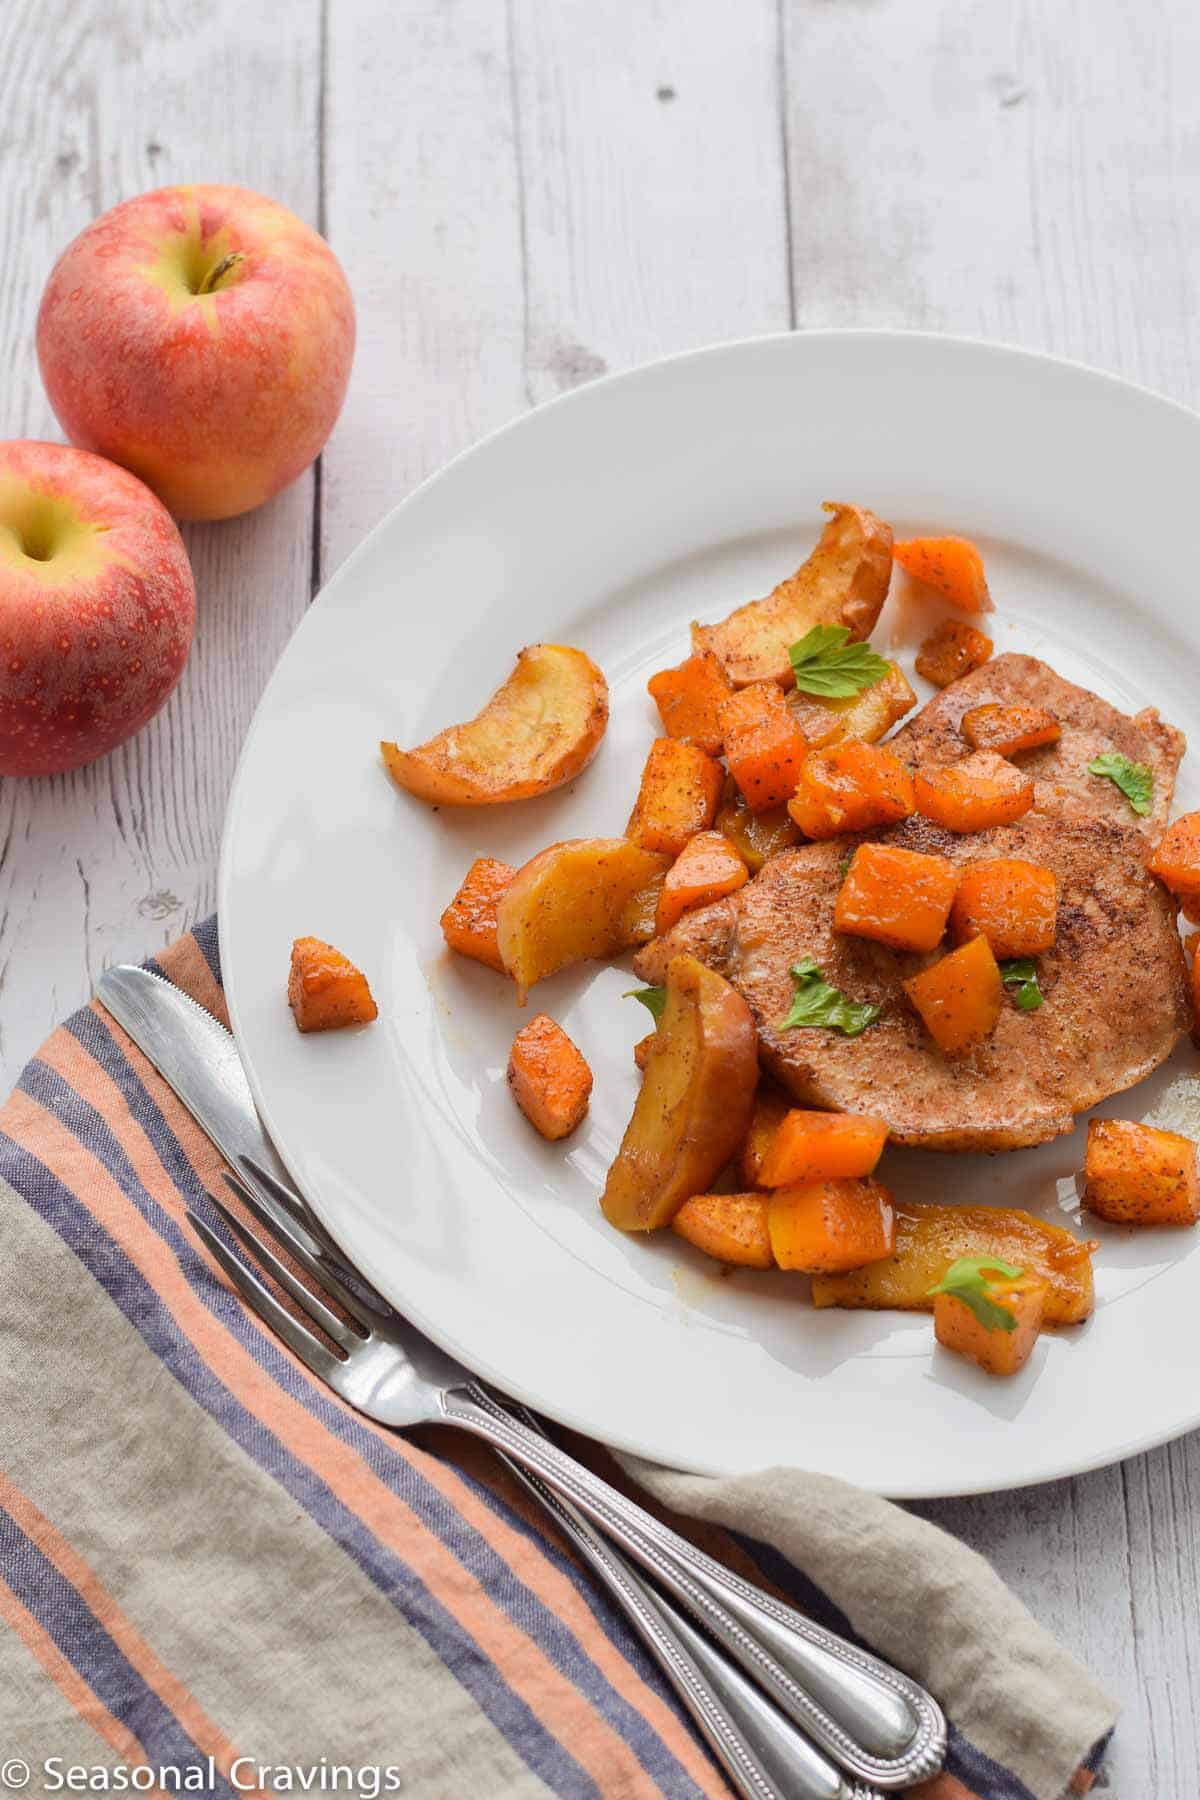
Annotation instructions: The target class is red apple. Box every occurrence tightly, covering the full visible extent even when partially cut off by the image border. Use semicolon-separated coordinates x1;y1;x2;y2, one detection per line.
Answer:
36;184;355;522
0;441;195;776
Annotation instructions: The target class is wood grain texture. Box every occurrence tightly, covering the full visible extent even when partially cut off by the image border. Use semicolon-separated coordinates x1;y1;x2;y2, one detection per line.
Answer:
0;0;320;1082
2;0;1199;1788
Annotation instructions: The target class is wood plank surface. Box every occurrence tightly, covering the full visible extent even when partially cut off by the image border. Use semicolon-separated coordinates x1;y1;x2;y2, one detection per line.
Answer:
2;1;1198;1789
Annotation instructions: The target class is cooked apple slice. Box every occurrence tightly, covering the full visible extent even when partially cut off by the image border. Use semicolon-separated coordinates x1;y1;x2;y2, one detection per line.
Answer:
382;643;608;805
810;1200;1096;1325
692;502;893;688
601;954;758;1232
496;837;670;999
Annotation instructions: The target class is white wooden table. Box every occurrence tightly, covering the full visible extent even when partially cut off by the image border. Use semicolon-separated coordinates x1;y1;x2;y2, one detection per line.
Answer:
2;2;1197;1789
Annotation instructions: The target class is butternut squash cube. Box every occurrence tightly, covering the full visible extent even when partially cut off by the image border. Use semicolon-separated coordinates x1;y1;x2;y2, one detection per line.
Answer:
949;859;1058;959
655;831;749;935
440;857;516;973
508;1015;592;1141
627;738;724;855
1083;1119;1200;1227
288;938;378;1033
647;650;732;755
767;1177;896;1273
672;1192;773;1268
960;703;1060;757
915;750;1034;833
758;1110;888;1186
787;739;915;840
904;935;1003;1057
834;842;960;953
933;1270;1047;1377
914;619;993;689
1147;811;1200;897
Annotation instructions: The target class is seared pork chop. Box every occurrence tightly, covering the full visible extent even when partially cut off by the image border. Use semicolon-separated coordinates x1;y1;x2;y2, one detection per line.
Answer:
635;658;1188;1151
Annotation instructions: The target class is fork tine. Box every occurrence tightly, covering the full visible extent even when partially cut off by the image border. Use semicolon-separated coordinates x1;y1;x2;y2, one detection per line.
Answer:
205;1185;361;1352
187;1209;345;1384
238;1154;389;1306
222;1169;384;1331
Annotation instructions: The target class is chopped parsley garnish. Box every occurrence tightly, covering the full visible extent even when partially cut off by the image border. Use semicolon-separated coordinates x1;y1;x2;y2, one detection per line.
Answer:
999;958;1043;1012
1088;752;1153;817
625;986;666;1023
788;624;891;699
780;957;881;1037
928;1256;1024;1332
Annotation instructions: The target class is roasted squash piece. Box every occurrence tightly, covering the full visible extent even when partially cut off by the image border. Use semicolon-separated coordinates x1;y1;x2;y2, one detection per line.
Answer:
655;831;749;935
787;740;915;840
949;859;1058;959
672;1192;773;1268
811;1200;1097;1325
693;502;893;687
1083;1119;1200;1227
768;1177;895;1273
893;535;992;613
496;838;670;1000
508;1015;592;1141
758;1110;888;1186
914;750;1034;833
904;935;1003;1057
633;1031;656;1072
619;867;670;947
627;738;724;855
720;683;810;814
914;619;993;689
739;1079;793;1186
1147;811;1200;897
787;660;918;748
288;937;378;1033
601;954;758;1232
961;703;1060;757
440;857;516;973
834;842;960;953
932;1263;1047;1377
383;644;608;805
647;650;732;754
714;778;800;873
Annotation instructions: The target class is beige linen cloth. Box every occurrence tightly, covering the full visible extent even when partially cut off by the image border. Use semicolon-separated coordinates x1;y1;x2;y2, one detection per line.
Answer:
0;922;1115;1798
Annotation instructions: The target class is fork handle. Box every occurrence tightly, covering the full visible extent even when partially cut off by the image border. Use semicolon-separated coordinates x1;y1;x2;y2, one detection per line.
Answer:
497;1448;873;1800
441;1390;944;1791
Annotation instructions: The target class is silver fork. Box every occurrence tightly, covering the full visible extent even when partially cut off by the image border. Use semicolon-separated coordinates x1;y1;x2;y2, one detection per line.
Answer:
188;1165;945;1792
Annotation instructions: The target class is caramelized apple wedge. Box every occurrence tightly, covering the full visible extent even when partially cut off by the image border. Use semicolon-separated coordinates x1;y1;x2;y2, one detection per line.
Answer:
692;502;893;688
811;1200;1096;1325
602;954;758;1232
496;837;669;999
382;643;608;805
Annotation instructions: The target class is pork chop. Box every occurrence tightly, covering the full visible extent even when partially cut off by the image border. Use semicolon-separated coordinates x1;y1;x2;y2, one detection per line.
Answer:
635;658;1189;1152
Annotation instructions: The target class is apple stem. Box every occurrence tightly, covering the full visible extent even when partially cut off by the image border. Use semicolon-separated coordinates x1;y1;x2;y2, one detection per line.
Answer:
197;251;244;295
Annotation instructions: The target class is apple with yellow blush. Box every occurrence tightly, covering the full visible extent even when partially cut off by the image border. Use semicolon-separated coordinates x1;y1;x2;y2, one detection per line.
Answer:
0;440;194;776
36;184;355;522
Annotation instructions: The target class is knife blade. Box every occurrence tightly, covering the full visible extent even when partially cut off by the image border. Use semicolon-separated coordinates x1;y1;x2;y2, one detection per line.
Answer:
96;963;328;1260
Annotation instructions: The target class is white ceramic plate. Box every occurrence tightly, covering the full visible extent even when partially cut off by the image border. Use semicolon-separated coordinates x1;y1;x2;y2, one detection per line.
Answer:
220;331;1200;1498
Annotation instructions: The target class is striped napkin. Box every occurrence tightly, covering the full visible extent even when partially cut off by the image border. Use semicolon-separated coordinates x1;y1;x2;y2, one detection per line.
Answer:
0;919;1116;1800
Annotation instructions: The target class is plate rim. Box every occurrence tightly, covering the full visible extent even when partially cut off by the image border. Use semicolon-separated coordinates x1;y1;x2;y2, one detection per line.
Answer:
219;326;1200;1498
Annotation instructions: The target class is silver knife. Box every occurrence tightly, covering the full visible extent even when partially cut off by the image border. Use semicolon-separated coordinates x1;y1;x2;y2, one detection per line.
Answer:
95;962;891;1800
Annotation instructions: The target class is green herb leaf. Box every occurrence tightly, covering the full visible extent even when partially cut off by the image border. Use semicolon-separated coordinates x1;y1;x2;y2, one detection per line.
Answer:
788;624;892;699
999;958;1044;1012
781;957;881;1037
1088;752;1154;817
928;1256;1025;1333
625;986;666;1023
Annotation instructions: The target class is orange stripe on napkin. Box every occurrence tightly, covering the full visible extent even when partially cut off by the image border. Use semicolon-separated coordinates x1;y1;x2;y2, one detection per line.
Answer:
5;1089;665;1800
0;1474;272;1800
56;1014;735;1800
0;1575;168;1798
